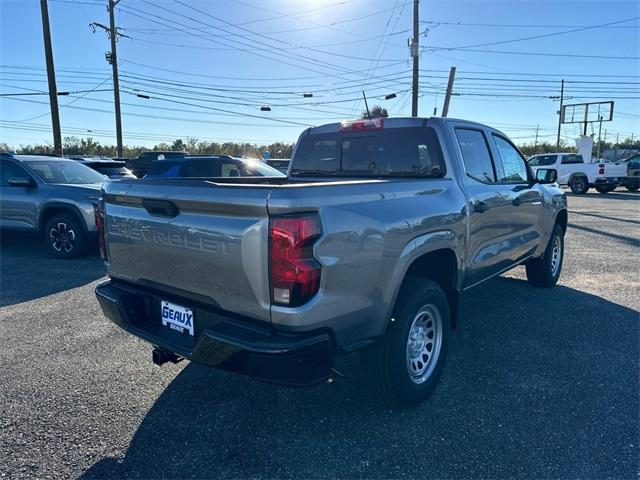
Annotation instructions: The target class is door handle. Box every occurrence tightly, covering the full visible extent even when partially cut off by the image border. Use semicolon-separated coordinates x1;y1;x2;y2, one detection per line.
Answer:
142;199;179;217
474;201;490;213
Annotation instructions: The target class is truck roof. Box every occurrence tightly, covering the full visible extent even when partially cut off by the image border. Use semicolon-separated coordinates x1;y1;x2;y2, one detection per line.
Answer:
303;116;500;136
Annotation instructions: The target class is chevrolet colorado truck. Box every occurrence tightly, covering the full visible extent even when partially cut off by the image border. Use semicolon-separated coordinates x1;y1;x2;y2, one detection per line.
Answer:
95;117;568;406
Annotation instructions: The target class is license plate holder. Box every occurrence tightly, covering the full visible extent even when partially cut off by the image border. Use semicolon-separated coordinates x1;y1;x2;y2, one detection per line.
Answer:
161;300;194;336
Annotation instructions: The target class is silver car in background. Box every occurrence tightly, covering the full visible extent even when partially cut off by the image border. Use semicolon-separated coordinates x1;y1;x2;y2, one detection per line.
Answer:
0;153;107;258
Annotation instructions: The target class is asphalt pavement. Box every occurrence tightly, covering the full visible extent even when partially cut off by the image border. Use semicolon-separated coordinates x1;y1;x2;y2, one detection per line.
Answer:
1;189;638;479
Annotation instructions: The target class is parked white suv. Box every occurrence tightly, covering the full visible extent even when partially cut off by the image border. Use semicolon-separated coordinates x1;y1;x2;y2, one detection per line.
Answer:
528;153;626;194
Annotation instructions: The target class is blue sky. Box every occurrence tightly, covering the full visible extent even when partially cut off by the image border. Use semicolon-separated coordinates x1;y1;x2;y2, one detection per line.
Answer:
0;0;638;149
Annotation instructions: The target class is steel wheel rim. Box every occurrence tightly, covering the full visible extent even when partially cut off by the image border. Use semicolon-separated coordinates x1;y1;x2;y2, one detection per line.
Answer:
405;304;443;384
49;222;76;253
550;235;562;277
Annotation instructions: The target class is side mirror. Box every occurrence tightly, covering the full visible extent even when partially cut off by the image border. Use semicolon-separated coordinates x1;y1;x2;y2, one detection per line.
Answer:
7;177;34;187
535;168;557;184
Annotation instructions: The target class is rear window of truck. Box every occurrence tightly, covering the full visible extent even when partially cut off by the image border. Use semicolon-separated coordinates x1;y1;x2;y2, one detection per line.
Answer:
528;155;557;166
290;127;445;178
561;154;584;164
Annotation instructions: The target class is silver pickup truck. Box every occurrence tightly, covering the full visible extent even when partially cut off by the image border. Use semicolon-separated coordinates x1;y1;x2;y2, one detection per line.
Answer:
96;117;567;406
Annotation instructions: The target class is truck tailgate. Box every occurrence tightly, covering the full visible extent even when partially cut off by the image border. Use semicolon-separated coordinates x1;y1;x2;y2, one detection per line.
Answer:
102;180;272;322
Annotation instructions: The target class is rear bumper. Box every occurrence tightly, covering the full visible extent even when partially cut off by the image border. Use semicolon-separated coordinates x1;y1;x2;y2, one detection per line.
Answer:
593;177;621;186
95;280;335;386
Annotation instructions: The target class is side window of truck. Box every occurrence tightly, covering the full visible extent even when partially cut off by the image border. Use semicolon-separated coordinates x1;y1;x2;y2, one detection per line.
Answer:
492;135;529;183
562;154;584;164
455;128;495;183
528;154;557;167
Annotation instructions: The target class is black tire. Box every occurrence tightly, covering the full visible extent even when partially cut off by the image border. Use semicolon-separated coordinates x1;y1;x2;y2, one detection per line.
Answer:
569;176;589;194
44;214;87;259
526;223;564;287
625;184;639;192
594;184;616;194
360;278;450;407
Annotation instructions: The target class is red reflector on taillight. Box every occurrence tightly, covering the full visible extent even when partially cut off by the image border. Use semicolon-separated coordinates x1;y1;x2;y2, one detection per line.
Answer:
598;163;605;175
340;117;384;132
269;214;322;307
95;198;107;261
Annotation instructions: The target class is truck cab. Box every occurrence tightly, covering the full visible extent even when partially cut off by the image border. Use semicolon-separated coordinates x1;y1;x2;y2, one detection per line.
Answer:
95;117;568;406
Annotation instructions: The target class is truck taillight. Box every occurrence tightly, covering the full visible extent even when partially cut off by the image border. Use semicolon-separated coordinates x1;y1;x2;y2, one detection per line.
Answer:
340;118;384;132
269;214;322;307
95;198;107;261
598;163;605;175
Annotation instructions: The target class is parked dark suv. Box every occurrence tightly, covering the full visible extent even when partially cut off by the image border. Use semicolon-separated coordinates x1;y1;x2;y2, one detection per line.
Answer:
69;157;135;179
144;155;285;178
621;154;640;191
126;151;189;178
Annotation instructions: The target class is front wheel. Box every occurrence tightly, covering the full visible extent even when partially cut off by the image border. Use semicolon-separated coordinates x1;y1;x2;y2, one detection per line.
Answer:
526;223;564;287
625;184;639;192
361;279;450;407
595;184;616;194
44;214;87;259
569;176;589;194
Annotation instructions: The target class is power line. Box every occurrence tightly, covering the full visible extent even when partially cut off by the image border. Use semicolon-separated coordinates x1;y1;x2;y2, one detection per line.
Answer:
116;2;402;83
425;46;640;60
427;17;639;49
126;2;399;40
422;19;640;29
233;0;407;46
166;0;406;64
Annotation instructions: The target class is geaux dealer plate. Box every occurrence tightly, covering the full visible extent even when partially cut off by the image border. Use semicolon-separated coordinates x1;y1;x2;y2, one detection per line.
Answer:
161;301;194;336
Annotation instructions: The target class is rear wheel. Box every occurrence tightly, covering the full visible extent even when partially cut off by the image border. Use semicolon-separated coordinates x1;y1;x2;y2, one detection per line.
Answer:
526;223;564;287
625;184;639;192
361;279;450;407
44;214;87;259
595;184;616;194
569;176;589;194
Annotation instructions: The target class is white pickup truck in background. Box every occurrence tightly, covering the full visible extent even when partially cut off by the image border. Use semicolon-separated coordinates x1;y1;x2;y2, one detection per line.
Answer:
527;153;627;194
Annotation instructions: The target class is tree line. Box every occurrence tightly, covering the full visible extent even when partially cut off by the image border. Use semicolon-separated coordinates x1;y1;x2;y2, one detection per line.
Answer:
0;136;294;159
1;134;637;160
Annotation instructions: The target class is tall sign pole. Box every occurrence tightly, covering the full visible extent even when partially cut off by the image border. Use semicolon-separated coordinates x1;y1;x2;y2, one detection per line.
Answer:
108;0;123;157
40;0;62;155
556;79;564;150
411;0;419;117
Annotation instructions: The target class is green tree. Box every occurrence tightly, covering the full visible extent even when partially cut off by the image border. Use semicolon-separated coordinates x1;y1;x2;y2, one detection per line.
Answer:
361;105;388;119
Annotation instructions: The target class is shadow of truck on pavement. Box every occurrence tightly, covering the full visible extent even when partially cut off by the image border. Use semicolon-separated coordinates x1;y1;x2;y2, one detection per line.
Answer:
0;231;106;306
81;276;639;479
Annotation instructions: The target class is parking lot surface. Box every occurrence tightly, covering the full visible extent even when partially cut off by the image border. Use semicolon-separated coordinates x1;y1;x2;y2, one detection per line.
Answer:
1;190;638;479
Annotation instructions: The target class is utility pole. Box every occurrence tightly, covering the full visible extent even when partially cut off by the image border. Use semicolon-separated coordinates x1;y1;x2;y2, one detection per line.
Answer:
411;0;419;117
556;78;564;150
596;115;603;159
108;0;123;157
534;124;539;153
39;0;62;155
362;91;371;119
441;66;456;118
